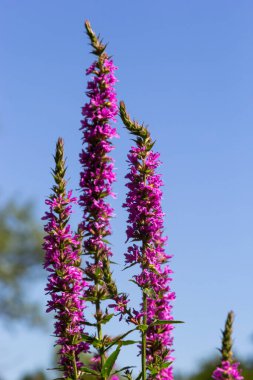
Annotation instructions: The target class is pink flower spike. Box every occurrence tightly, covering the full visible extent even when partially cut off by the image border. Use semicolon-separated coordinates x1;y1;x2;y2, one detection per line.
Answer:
43;138;88;378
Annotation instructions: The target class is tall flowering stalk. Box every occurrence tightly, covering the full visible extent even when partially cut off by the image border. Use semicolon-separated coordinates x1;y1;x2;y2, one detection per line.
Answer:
79;21;123;378
212;311;244;380
43;138;88;379
120;102;176;380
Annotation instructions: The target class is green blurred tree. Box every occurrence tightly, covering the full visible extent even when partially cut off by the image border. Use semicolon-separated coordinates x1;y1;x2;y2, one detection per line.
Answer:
0;199;44;325
21;371;47;380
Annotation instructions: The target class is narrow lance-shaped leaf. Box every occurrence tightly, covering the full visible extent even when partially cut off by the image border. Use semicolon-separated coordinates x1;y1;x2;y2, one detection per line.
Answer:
101;346;121;378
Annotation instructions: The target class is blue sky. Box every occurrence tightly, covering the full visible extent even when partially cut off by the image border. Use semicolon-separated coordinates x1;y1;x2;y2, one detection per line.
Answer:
1;1;253;379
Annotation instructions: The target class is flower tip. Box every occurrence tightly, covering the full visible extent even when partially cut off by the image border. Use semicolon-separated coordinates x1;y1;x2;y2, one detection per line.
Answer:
57;136;64;146
84;19;91;29
84;20;95;39
119;101;127;116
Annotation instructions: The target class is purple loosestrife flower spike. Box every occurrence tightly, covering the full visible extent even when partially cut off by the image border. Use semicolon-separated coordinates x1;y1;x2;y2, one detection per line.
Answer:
79;21;125;376
212;311;244;380
120;102;175;380
80;20;118;300
43;138;88;379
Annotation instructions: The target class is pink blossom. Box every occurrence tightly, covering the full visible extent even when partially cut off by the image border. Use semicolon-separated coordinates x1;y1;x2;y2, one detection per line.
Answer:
123;134;175;379
43;139;88;377
212;360;244;380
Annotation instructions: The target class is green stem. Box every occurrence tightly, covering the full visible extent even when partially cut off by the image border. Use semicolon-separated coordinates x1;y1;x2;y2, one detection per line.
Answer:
72;351;78;380
142;291;147;380
96;298;105;379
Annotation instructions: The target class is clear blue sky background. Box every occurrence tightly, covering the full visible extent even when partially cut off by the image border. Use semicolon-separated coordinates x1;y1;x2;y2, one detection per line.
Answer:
0;1;253;379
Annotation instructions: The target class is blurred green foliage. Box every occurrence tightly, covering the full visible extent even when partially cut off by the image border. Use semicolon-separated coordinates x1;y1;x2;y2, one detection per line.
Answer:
19;353;125;380
18;355;253;380
0;200;44;325
21;372;47;380
174;356;253;380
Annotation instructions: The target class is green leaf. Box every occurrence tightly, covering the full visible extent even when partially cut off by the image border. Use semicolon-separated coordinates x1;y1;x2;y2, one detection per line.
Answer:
120;340;139;346
112;366;136;375
123;262;138;271
99;191;109;198
147;140;156;151
151;319;184;326
149;367;159;375
81;334;101;348
105;327;137;351
110;260;119;265
143;287;156;298
101;346;121;378
82;321;97;327
161;361;173;369
102;238;112;245
101;313;114;324
81;333;94;342
137;324;148;332
81;366;100;376
135;372;142;380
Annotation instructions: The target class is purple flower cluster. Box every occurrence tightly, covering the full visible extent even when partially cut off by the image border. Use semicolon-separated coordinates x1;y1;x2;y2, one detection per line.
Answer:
43;139;88;378
79;56;118;295
212;361;244;380
123;141;175;378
